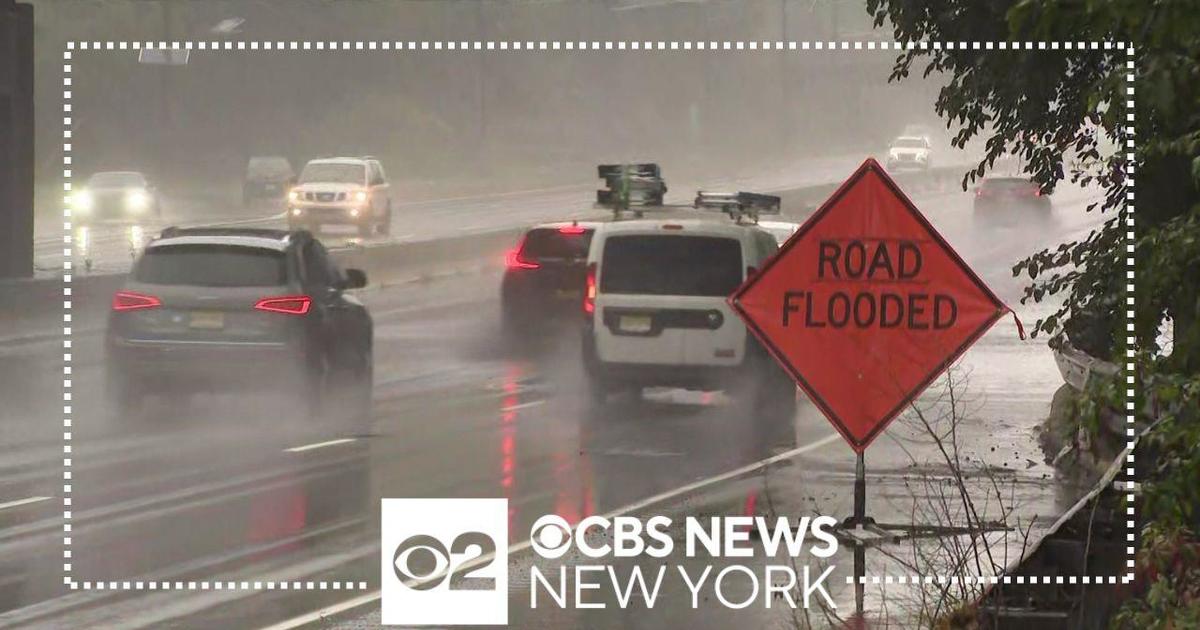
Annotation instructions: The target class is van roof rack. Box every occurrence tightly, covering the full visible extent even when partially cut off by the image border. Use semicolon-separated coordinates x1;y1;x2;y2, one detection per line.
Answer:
595;163;670;217
693;191;781;223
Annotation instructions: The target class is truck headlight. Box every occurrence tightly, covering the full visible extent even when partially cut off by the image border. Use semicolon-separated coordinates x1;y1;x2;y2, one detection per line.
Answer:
126;190;150;211
288;190;300;202
290;207;303;216
353;191;368;203
348;207;360;217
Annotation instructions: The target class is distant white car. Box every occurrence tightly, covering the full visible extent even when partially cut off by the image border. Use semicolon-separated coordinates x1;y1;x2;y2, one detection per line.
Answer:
886;136;933;170
287;157;393;237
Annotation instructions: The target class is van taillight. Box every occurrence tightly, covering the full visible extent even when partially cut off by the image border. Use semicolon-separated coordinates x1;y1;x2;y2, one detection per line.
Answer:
584;262;597;318
112;291;161;311
254;295;312;315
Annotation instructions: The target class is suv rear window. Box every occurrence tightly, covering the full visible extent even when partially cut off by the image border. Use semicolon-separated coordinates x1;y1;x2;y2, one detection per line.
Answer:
600;235;743;297
521;228;593;259
134;245;287;287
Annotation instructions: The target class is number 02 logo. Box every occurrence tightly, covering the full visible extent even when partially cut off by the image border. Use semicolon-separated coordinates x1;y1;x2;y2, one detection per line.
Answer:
392;532;497;591
381;498;507;625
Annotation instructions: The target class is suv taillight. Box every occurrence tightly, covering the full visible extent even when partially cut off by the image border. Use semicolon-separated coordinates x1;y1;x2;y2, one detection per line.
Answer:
254;295;312;315
505;235;540;270
584;262;597;318
112;291;161;311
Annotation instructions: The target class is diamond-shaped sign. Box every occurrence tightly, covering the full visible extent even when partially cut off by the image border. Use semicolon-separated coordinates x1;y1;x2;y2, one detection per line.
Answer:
730;158;1009;453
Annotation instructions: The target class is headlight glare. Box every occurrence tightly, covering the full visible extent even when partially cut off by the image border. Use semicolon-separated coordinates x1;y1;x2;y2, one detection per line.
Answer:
126;190;150;210
73;191;93;212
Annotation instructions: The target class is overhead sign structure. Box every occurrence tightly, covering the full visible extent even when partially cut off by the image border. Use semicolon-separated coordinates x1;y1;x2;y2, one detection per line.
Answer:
730;158;1010;453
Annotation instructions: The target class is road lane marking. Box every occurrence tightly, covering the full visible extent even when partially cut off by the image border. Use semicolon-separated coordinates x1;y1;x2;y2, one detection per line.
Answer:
283;438;356;454
0;496;53;511
501;400;545;412
260;431;843;630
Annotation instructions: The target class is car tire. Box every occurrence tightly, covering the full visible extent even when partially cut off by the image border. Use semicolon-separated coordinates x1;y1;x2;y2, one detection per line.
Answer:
586;372;611;407
754;374;797;426
296;360;328;424
501;305;535;339
349;356;373;435
106;373;145;421
377;204;392;236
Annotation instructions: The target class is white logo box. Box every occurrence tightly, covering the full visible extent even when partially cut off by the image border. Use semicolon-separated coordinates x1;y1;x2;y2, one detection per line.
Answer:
381;498;509;625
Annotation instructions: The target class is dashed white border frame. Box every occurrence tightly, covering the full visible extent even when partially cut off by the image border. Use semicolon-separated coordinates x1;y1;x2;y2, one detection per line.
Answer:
61;40;1135;594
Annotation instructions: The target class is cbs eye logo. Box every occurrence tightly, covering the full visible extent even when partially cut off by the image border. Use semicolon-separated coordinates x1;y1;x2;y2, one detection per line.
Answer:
530;514;574;558
392;532;497;591
380;498;508;626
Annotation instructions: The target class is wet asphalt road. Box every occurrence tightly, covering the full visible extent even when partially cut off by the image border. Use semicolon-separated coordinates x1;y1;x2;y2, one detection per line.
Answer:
0;180;1102;629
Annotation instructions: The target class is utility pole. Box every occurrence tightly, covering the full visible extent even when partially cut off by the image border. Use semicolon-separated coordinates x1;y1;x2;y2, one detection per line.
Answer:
0;0;34;279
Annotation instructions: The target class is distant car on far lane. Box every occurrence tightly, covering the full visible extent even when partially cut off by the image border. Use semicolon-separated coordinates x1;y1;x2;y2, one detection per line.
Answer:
243;156;295;209
973;176;1052;220
287;157;393;237
885;136;933;171
500;221;600;336
71;171;162;224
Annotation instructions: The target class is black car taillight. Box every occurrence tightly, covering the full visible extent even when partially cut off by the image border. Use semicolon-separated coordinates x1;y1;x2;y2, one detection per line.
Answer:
254;295;312;315
504;234;540;270
112;291;161;311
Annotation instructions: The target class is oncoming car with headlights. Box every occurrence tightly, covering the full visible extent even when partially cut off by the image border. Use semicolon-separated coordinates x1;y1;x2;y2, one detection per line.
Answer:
71;171;162;223
287;157;392;237
105;227;374;431
885;136;933;170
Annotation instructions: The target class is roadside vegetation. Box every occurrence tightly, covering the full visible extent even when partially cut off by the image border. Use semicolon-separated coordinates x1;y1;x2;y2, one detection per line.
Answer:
865;0;1199;626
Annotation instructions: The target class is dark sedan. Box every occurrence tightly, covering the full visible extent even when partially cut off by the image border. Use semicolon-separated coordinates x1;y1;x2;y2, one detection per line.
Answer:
499;222;599;336
973;176;1052;219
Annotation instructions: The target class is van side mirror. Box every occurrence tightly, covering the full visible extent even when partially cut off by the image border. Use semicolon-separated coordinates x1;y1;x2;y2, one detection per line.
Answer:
344;268;368;289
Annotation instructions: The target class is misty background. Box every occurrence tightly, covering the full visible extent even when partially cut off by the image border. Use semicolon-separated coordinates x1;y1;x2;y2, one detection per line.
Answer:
28;0;944;217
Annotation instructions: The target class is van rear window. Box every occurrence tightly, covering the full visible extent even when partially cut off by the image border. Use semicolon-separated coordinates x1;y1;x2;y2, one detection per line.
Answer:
134;245;287;287
600;235;742;297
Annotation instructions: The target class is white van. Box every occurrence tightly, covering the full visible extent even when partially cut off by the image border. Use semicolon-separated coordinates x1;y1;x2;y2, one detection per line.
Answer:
581;216;796;420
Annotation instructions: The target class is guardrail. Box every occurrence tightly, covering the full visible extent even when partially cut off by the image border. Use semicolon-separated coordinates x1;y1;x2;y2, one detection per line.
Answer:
0;164;967;338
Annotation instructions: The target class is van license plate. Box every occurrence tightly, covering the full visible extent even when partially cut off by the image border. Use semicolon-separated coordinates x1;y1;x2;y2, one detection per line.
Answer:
189;310;225;330
619;315;652;333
